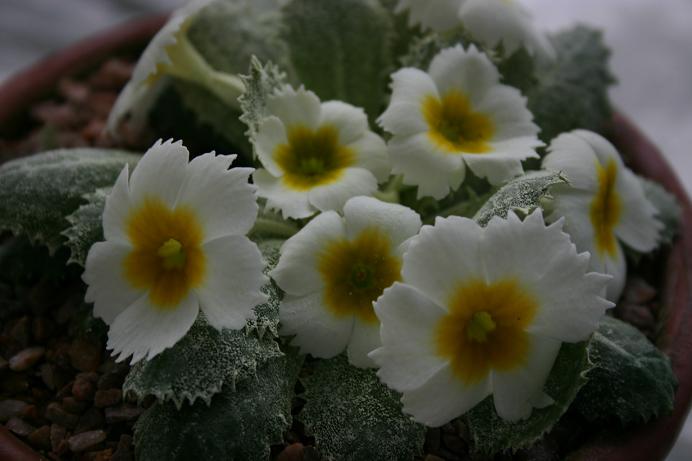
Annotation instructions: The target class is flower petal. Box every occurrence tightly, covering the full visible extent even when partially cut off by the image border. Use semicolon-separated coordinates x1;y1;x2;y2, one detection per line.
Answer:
402;216;484;308
308;167;378;212
102;164;132;245
379;68;438;135
343;196;421;249
196;235;267;331
253;168;315;219
129;139;188;206
176;153;258;241
83;242;141;324
348;131;390;183
107;293;199;364
320;101;368;145
271;211;346;296
543;132;600;192
463;154;525;186
401;365;491;427
397;0;464;32
371;283;448;391
428;45;499;105
615;168;662;253
279;291;354;358
347;320;380;368
491;334;562;422
266;86;321;130
388;132;465;200
255;116;287;177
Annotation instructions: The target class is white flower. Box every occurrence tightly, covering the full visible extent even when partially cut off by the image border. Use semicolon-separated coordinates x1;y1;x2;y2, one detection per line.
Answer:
379;45;542;199
271;196;421;367
542;130;662;301
253;86;389;219
107;0;243;138
370;210;612;425
396;0;555;59
83;139;267;363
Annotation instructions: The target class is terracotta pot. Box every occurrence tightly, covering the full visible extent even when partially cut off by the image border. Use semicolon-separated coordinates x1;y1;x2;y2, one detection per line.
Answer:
0;15;690;461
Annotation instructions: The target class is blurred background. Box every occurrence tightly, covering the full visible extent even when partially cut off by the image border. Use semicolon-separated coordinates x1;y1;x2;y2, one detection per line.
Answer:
1;0;690;459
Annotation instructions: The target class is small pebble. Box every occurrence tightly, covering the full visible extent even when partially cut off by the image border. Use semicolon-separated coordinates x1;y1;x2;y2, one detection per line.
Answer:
6;417;36;437
9;316;31;349
50;424;68;453
95;389;122;408
73;375;96;401
278;443;304;461
85;448;114;461
69;338;102;372
32;316;52;343
9;346;45;371
624;277;657;304
0;373;29;393
442;432;468;455
617;303;656;331
424;455;445;461
45;402;79;428
67;429;106;452
63;396;88;414
0;399;29;422
105;405;142;424
28;425;52;449
75;407;104;434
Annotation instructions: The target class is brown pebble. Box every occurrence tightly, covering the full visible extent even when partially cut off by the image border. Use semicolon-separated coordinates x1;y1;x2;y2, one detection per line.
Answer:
31;103;80;129
9;346;45;371
424;455;445;461
45;402;79;428
28;425;52;449
63;396;88;414
617;303;656;331
87;92;118;118
6;417;36;437
32;317;52;343
40;363;60;391
85;448;114;461
9;317;31;349
95;389;122;408
1;373;29;393
90;59;133;90
0;399;29;422
442;432;468;455
82;120;106;143
50;424;68;452
73;376;96;401
112;434;133;461
58;79;90;105
97;369;126;390
277;443;304;461
68;429;107;452
624;277;657;304
21;404;40;423
105;405;142;424
75;407;104;434
69;338;103;372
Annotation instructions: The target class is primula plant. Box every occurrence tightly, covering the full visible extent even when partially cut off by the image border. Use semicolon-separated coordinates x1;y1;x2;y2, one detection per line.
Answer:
0;0;683;459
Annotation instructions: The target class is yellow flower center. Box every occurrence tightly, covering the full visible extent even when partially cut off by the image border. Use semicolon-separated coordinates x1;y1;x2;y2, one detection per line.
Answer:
435;278;538;384
590;159;622;257
318;229;402;324
124;198;206;309
423;90;495;154
276;125;355;191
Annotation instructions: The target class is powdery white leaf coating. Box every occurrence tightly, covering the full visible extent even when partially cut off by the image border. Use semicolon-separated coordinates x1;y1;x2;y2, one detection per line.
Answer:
62;188;110;267
575;316;676;424
0;148;140;253
301;355;426;461
134;352;303;461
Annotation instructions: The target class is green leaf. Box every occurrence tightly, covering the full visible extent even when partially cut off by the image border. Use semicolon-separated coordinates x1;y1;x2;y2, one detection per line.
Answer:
527;26;615;143
246;239;284;339
61;188;109;267
640;177;682;247
134;352;303;461
123;316;283;408
238;57;289;149
473;171;567;227
466;342;591;455
280;0;395;120
575;316;676;424
301;355;426;461
0;148;139;253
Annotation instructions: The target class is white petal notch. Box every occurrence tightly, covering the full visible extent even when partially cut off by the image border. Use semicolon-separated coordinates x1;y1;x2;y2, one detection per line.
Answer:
271;196;422;367
542;129;663;301
379;45;543;200
396;0;555;60
83;139;267;364
370;209;612;426
252;86;389;219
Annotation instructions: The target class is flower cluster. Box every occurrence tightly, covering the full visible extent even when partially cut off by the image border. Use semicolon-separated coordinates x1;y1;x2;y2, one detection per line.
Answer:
83;0;668;432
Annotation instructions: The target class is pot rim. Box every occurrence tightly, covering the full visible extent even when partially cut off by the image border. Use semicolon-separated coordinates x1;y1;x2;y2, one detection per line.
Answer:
0;14;691;461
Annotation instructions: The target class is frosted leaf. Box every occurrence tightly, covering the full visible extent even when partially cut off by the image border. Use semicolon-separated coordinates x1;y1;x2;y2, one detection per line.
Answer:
123;315;283;408
575;316;676;424
134;351;303;461
473;171;566;227
466;342;590;455
301;355;426;461
0;148;139;253
639;177;682;247
246;239;284;338
62;188;109;267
